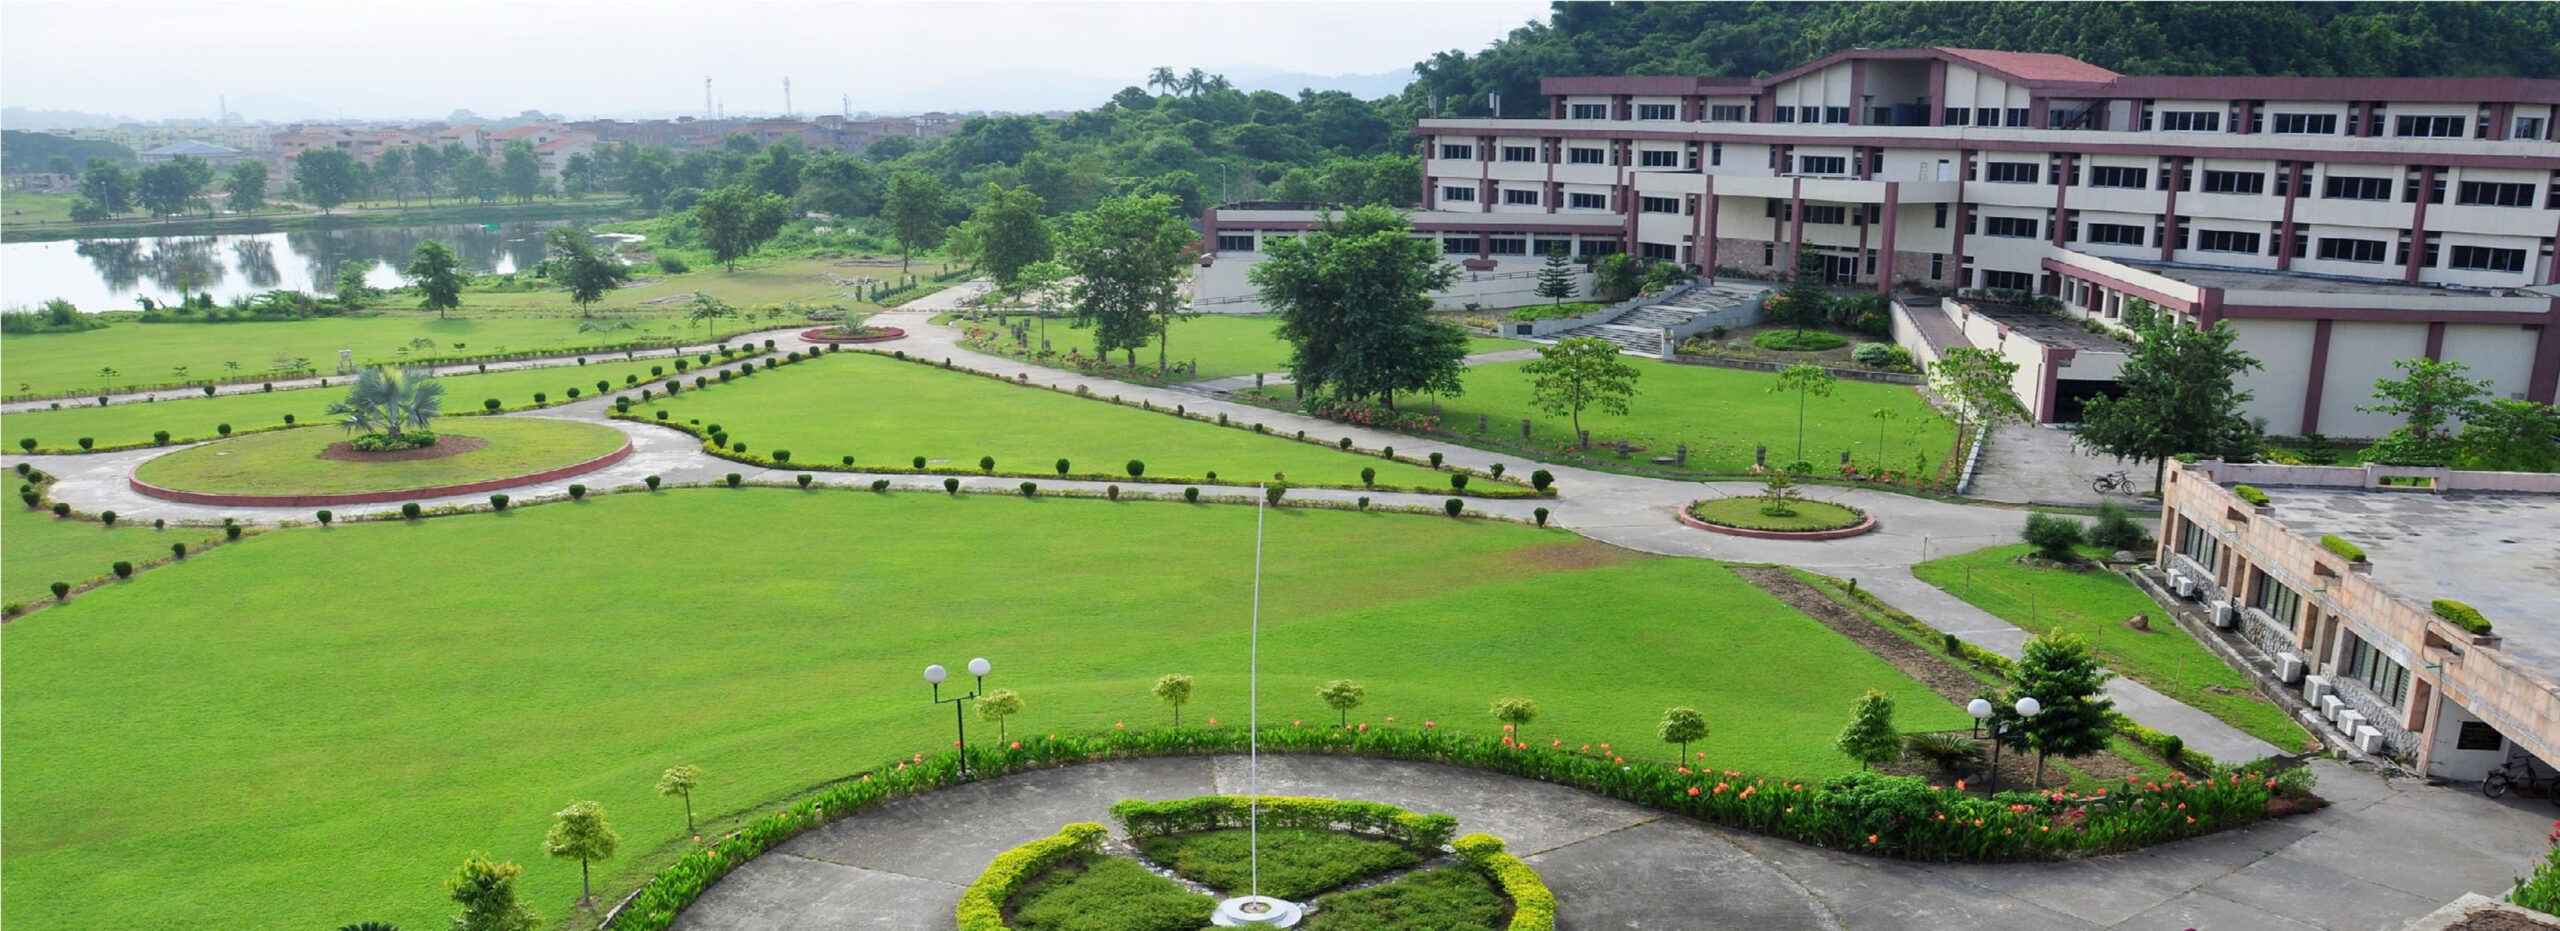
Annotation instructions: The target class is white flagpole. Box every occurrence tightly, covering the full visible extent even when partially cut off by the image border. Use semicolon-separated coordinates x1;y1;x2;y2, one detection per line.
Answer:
1249;482;1267;898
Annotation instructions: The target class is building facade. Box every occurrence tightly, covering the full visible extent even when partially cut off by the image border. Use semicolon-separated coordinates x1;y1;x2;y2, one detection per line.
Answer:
1204;48;2560;436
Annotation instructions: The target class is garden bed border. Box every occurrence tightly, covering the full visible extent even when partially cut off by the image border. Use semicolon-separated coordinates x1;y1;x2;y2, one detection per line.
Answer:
127;438;632;507
1678;499;1878;539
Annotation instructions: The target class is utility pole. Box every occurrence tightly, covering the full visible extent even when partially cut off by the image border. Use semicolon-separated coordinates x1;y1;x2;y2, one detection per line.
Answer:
783;76;793;119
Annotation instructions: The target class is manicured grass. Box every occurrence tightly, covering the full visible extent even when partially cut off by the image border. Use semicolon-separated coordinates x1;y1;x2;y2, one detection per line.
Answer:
0;496;225;608
1;312;707;400
1687;496;1865;532
1912;544;2311;751
5;357;681;450
1010;853;1214;931
1138;828;1419;900
454;257;952;315
132;417;625;495
980;314;1522;382
631;351;1454;488
1751;329;1849;352
1;491;1963;930
1263;357;1957;476
1308;865;1508;931
2;192;82;225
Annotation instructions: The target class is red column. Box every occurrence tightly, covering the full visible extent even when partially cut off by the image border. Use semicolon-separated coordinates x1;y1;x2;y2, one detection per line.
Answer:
2051;154;2073;247
2301;319;2333;434
2488;103;2513;141
1848;61;1867;125
1877;181;1899;295
2276;161;2303;271
1787;177;1806;271
2425;321;2447;360
2405;166;2436;283
1927;61;1947;126
1948;150;1971;286
1543;139;1557;214
2158;158;2183;262
1701;175;1719;283
2527;299;2560;403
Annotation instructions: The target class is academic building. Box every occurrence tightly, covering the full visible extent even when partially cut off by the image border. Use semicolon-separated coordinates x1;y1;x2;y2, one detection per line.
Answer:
1199;47;2560;437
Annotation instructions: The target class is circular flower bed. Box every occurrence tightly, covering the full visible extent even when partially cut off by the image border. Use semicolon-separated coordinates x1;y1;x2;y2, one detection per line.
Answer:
1680;497;1876;539
130;418;629;506
1751;329;1848;352
799;326;906;344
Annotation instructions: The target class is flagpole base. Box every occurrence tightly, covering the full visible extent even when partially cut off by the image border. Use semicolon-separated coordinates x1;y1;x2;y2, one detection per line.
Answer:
1211;895;1303;927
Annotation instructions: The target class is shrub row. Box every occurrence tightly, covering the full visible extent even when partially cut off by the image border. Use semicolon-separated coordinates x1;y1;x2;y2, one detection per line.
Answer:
1108;795;1457;851
1452;834;1556;931
2431;599;2493;635
2232;484;2271;507
2317;534;2367;562
954;822;1106;931
601;725;2286;930
3;331;773;405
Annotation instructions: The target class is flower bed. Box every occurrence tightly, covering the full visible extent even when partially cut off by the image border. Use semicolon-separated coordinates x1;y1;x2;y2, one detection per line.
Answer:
799;326;907;344
1109;794;1457;850
1680;497;1876;539
602;725;2291;931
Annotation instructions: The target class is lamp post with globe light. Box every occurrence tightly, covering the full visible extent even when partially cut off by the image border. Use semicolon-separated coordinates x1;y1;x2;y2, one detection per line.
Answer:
1967;696;2042;792
925;657;991;780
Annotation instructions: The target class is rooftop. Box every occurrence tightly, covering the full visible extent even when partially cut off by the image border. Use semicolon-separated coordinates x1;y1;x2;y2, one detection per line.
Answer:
2123;261;2530;299
138;139;242;157
2250;487;2560;672
1959;300;2131;353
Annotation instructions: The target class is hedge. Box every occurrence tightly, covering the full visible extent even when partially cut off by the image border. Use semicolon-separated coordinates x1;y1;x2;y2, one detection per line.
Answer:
2318;534;2367;562
2232;484;2270;507
954;822;1105;931
2431;599;2493;635
1453;834;1556;931
1108;795;1457;852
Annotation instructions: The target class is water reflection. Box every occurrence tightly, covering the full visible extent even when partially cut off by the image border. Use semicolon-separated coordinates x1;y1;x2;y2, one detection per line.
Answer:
2;219;600;311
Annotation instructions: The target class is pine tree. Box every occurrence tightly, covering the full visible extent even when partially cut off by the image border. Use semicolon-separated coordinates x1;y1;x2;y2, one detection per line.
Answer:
2000;629;2116;786
1833;689;1901;770
1534;246;1578;306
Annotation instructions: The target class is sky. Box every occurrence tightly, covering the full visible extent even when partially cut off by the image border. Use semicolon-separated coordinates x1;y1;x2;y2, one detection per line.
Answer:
1;0;1549;121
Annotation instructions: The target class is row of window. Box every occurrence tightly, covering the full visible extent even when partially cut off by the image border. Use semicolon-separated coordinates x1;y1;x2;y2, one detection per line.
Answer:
1555;101;2548;140
1440;185;1610;209
1991;163;2545;208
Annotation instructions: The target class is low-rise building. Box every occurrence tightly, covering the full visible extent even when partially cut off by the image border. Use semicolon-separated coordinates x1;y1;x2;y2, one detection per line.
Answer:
136;139;247;167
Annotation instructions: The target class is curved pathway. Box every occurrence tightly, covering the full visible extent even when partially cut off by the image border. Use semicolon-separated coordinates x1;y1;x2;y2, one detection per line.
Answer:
671;754;2553;931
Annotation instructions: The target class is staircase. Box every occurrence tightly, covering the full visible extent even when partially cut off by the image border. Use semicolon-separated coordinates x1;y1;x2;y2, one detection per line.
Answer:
1541;282;1767;356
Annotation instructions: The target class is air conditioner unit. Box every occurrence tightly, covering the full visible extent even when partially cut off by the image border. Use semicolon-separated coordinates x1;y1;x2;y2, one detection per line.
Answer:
2172;572;2198;599
2302;675;2334;704
2275;653;2306;685
2211;600;2237;628
2353;726;2387;755
2337;708;2367;733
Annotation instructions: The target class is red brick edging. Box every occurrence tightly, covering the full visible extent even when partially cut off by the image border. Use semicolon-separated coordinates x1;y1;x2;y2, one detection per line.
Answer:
128;440;633;508
799;327;906;344
1676;499;1879;540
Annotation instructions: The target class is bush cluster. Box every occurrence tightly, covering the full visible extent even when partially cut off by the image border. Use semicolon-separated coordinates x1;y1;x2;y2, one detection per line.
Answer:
2318;534;2366;562
2232;484;2271;507
1452;834;1556;931
1110;795;1458;851
2430;599;2493;635
954;822;1106;931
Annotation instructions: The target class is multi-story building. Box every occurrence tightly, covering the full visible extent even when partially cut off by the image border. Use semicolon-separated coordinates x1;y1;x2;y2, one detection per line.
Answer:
1202;47;2560;436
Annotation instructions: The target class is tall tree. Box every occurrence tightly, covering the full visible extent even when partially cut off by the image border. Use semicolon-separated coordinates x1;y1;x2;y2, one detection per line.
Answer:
693;185;791;271
292;148;359;213
445;855;539;931
1771;249;1832;336
1147;66;1178;96
78;157;134;215
1253;205;1467;406
956;183;1054;288
1997;629;2115;786
449;153;499;204
621;151;670;212
1770;363;1838;465
1521;336;1640;445
2457;399;2560;472
884;172;949;271
1928;346;2029;438
498;140;542;204
560;152;600;198
795;152;879;217
405;238;469;319
135;157;209;219
1833;689;1901;770
541;800;619;907
749;141;804;198
223;160;267;215
411;142;448;205
376;147;414;206
2076;306;2264;491
545;227;631;314
334;259;373;310
2360;356;2491;465
1534;245;1579;306
1059;193;1196;370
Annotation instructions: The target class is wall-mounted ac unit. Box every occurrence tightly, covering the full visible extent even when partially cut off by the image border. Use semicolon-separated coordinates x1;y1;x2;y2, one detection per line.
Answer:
2172;572;2197;599
2302;675;2333;704
2212;600;2237;628
2353;726;2386;755
2275;653;2306;685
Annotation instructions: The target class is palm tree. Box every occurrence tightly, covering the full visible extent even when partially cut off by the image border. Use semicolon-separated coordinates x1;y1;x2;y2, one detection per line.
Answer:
1201;74;1232;94
327;366;444;439
1182;68;1208;97
1147;66;1178;96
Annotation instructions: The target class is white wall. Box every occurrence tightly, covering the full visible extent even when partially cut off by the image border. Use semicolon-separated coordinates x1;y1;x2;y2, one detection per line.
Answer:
2426;697;2514;784
2313;320;2426;437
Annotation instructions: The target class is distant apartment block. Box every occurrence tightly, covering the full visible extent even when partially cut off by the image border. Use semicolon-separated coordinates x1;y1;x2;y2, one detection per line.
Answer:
1204;47;2560;437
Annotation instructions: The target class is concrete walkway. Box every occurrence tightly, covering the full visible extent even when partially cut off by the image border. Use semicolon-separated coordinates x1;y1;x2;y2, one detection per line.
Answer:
672;753;2557;931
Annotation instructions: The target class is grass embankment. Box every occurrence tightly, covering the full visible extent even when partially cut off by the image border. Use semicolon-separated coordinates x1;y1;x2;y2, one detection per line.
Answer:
631;351;1455;488
1255;356;1957;476
968;313;1521;383
132;417;626;496
2;490;1962;930
1911;544;2311;750
6;357;683;450
0;496;227;607
0;199;628;243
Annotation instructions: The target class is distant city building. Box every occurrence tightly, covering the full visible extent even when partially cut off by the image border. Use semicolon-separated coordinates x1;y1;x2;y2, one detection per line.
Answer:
136;139;247;166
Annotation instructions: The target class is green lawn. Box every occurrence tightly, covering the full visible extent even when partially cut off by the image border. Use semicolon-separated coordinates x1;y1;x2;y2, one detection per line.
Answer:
2;490;1964;930
1687;496;1865;532
1139;828;1418;900
1012;853;1212;931
632;352;1455;488
2;191;82;225
133;417;625;495
454;257;953;316
1912;543;2311;751
0;497;226;608
1308;866;1509;931
5;357;684;450
976;314;1523;382
1261;357;1958;476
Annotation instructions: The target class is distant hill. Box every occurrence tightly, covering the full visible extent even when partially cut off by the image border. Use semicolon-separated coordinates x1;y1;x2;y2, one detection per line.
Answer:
0;129;136;174
1;107;130;132
1224;66;1414;100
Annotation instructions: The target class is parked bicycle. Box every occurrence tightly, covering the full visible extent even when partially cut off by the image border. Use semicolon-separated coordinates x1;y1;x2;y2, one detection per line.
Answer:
2091;470;2136;494
2483;757;2560;804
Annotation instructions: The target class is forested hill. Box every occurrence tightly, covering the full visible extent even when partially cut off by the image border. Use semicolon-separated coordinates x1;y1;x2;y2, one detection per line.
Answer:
1405;2;2560;119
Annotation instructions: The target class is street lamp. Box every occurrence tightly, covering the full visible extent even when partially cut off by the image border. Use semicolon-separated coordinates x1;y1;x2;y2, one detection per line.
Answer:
1969;696;2042;792
925;657;992;780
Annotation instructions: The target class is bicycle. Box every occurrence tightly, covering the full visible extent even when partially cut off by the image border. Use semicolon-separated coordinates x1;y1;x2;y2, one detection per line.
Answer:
2483;758;2560;803
2091;470;2135;495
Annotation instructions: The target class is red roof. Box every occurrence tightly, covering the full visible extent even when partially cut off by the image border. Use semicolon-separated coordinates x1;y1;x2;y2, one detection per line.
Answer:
533;138;584;153
489;125;550;140
1934;48;2122;84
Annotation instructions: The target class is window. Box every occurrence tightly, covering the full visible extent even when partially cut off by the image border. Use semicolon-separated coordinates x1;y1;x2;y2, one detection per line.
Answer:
1501;145;1537;163
1439;144;1473;160
1709;104;1749;122
2196;229;2261;253
2086;223;2146;246
1802;205;1847;224
2323;175;2392;200
1640;241;1678;260
1636;103;1676;121
2448;245;2527;272
1824;106;1850;124
1796;155;1847;175
1941;108;1970;126
1568;192;1607;209
1983;216;2040;238
1487;237;1528;256
2516;116;2547;139
1502;188;1541;206
1439;185;1476;203
2159;111;2222;132
2007;107;2031;127
1567;147;1605;165
1977;107;2000;127
2317;238;2387;263
2088;165;2148;188
2270;113;2338;135
2175;516;2224;568
2248;567;2304;631
1569;103;1608;120
2396;115;2464;138
1216;234;1254;252
1532;239;1571;256
2201;171;2266;195
1985;162;2040;184
1441;237;1479;254
1774;106;1797;123
1639;196;1681;214
2458;181;2536;207
1934;203;1948;228
2343;632;2410;708
1709;142;1722;166
1981;269;2034;291
1638;149;1679;168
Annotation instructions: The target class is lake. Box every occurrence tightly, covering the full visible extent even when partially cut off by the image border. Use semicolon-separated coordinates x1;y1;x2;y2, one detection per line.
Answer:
0;220;615;312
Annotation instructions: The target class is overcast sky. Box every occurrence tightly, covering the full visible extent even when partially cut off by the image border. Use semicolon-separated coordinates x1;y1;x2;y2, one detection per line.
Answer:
2;0;1548;121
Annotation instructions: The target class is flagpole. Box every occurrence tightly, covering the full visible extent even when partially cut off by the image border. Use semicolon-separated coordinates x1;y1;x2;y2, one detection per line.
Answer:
1249;482;1266;898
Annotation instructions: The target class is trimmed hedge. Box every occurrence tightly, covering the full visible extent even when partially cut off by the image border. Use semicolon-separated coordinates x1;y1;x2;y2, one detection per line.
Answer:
2232;484;2270;507
2318;534;2366;562
1453;834;1556;931
954;822;1106;931
2431;599;2493;635
1109;795;1457;852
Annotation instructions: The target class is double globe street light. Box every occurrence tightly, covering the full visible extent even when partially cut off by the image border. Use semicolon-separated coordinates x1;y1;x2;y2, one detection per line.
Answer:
925;657;992;780
1967;695;2042;793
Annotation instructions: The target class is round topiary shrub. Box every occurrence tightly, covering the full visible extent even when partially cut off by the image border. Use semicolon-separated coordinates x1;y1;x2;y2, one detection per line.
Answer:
282;414;295;425
1357;496;1370;509
1451;474;1469;490
51;502;70;517
674;359;689;372
616;397;633;412
154;430;171;445
597;380;611;393
1534;507;1551;527
568;484;586;500
317;509;333;525
651;365;665;377
797;473;813;488
112;560;133;579
489;493;510;511
568;387;581;399
944;477;961;494
1381;446;1394;460
1126;459;1145;477
1491;463;1506;479
656;410;670;420
725;473;743;488
51;581;71;601
99;510;116;527
1428;451;1444;468
262;383;272;392
1206;470;1218;482
534;392;547;404
401;502;424;519
1444;498;1465;517
16;439;33;453
773;450;792;463
483;398;501;411
1055;458;1070;476
1265;484;1286;504
1183;486;1200;503
695;376;707;389
627;375;641;385
225;523;243;539
20;492;39;509
1339;437;1353;449
664;380;680;395
1019;481;1037;496
1360;467;1376;486
979;455;995;473
870;479;890;492
171;542;187;559
217;423;232;436
1106;484;1120;501
645;475;663;491
77;437;94;450
841;455;855;466
203;384;217;397
913;455;928;469
1531;469;1554;492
